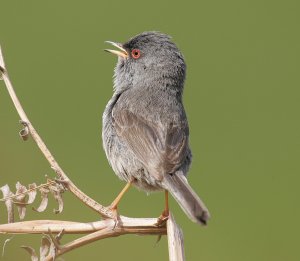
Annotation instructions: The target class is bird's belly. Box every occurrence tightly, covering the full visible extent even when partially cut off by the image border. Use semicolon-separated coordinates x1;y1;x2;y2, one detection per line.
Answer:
103;126;163;192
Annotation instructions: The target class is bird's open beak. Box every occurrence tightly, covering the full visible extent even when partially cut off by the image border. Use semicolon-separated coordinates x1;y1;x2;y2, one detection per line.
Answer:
104;41;128;58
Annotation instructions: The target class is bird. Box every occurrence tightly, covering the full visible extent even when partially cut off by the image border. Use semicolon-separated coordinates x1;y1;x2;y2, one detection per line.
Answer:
103;31;210;225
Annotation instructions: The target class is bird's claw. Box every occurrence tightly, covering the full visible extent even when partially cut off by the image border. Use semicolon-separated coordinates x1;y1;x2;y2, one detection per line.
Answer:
155;210;169;227
107;206;120;230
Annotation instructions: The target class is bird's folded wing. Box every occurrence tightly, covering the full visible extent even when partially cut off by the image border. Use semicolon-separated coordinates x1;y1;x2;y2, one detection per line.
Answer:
113;109;189;181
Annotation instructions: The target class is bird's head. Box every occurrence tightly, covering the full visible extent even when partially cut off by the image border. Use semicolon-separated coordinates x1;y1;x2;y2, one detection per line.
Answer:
105;31;186;93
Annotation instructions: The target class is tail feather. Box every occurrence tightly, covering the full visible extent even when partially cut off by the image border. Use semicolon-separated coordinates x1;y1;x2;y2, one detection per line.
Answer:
162;172;210;225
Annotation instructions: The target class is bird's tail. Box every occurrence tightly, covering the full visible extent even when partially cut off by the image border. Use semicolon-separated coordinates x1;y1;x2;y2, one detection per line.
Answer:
162;172;210;225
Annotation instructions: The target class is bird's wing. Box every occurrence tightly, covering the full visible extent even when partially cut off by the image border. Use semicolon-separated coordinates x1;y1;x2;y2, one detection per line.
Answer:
113;109;189;181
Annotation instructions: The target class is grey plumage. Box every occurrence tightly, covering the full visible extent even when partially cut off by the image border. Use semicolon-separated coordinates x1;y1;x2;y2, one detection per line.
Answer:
102;31;210;225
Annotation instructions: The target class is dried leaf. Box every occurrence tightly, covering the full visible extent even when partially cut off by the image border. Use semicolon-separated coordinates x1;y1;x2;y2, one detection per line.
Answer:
33;187;49;213
19;126;29;141
27;183;37;204
48;243;56;261
2;236;14;257
15;182;27;219
20;246;38;261
40;235;56;261
0;185;14;223
40;236;51;259
48;229;61;250
0;65;4;80
49;184;64;214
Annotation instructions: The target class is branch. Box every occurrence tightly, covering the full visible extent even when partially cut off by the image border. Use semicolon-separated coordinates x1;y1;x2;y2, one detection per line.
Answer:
0;45;113;219
49;218;166;260
167;214;185;261
0;218;167;260
0;218;166;235
0;218;166;260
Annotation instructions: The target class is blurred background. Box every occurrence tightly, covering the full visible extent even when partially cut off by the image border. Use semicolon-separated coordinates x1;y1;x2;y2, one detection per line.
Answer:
0;0;299;260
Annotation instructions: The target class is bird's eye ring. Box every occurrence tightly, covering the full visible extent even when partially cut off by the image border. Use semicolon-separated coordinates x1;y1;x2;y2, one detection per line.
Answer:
131;49;141;59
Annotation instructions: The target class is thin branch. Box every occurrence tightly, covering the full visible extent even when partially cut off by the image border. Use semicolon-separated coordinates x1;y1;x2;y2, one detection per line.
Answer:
167;214;185;261
0;217;166;235
0;218;167;260
0;45;114;219
51;220;166;260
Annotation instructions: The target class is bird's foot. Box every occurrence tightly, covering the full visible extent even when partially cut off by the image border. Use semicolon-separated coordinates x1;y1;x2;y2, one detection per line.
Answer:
155;209;169;227
105;181;132;228
107;205;121;229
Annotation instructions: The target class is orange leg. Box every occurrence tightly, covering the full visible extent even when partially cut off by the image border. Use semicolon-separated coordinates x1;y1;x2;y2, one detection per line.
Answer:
110;181;132;210
156;190;170;226
163;190;169;216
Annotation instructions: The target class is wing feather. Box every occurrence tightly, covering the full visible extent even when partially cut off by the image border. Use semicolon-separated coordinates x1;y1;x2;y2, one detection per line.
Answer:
113;109;189;181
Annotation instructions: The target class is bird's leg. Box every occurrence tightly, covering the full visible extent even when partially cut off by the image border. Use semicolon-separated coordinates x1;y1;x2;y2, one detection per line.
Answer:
110;181;132;210
155;190;170;226
106;181;132;228
108;181;132;227
163;190;169;216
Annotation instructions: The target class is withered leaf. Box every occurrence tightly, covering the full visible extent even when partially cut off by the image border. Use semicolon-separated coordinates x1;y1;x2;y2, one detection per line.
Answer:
0;185;14;223
49;184;64;214
40;235;56;261
15;182;27;220
33;187;49;213
0;65;4;80
40;236;51;259
19;126;29;141
2;236;14;257
27;183;37;204
20;246;38;261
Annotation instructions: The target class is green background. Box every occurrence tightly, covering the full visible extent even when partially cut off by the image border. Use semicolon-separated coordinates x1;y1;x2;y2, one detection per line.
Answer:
0;0;299;260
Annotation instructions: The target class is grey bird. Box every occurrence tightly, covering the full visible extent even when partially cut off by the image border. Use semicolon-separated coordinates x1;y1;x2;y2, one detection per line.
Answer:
103;31;210;225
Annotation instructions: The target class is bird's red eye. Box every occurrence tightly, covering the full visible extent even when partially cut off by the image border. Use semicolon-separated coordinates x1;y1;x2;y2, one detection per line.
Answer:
131;49;141;59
